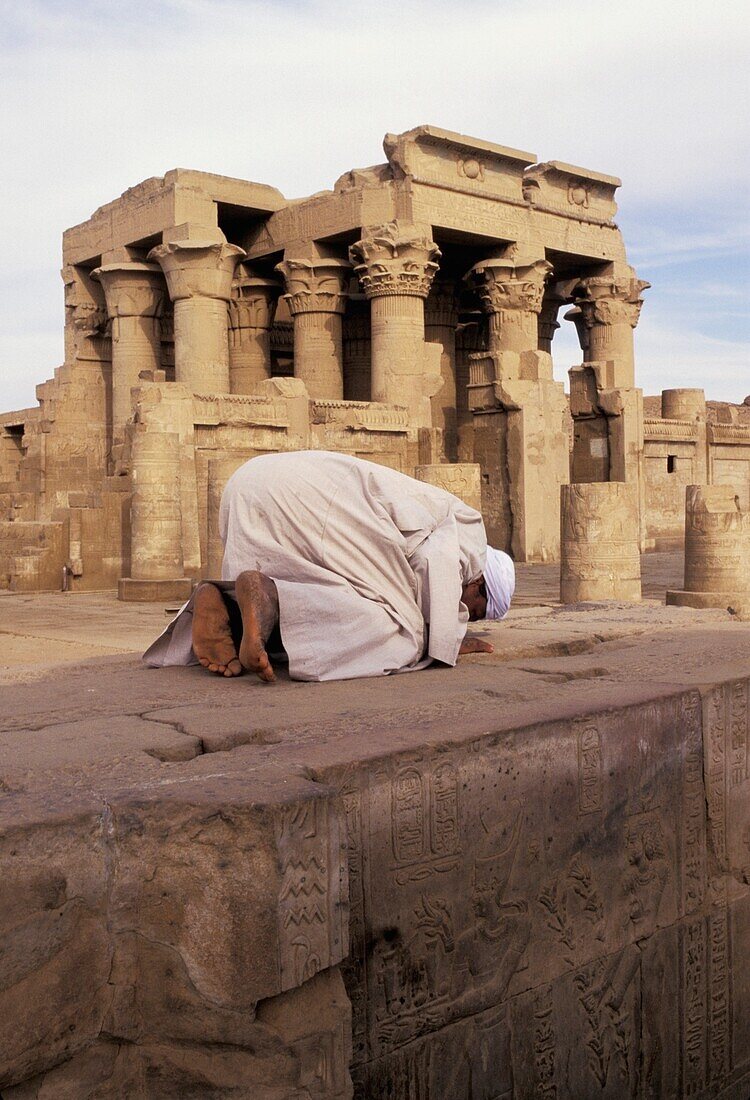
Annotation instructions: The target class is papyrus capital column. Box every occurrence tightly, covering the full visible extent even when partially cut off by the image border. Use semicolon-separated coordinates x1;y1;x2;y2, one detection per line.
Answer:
349;221;441;424
574;265;650;389
275;258;350;399
91;262;165;449
228;267;282;393
464;247;567;564
465;250;552;372
148;240;245;393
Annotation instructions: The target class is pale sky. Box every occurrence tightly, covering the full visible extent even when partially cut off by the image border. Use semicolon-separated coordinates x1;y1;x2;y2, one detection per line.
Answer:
1;0;748;412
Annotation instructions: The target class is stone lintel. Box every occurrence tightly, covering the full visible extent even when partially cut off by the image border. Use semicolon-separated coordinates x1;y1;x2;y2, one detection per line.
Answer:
523;160;620;224
385;124;536;172
63;170;284;268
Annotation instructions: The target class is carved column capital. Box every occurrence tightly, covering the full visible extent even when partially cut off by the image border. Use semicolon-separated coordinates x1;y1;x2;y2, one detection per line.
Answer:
349;221;441;299
148;240;246;302
465;253;552;316
574;267;650;329
275;258;350;315
91;262;165;319
228;268;282;333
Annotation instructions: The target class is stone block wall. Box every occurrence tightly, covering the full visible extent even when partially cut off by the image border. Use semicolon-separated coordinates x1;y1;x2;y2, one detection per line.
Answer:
4;669;750;1096
0;520;68;592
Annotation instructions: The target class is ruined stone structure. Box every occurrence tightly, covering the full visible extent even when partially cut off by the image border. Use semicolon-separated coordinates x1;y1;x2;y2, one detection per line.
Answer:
560;482;641;603
4;125;750;595
5;602;750;1098
1;125;656;595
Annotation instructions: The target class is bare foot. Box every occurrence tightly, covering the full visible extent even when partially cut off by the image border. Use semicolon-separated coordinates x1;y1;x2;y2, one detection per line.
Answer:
192;583;243;677
235;570;279;683
458;637;494;656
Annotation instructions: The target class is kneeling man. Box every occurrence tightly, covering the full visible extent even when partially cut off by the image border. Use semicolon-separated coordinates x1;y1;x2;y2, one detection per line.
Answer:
144;450;514;683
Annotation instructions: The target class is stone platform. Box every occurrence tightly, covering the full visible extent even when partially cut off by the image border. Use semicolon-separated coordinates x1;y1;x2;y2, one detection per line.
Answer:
3;564;750;1097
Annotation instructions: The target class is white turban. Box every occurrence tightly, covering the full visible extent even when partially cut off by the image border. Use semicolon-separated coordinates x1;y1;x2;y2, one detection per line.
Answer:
484;546;515;620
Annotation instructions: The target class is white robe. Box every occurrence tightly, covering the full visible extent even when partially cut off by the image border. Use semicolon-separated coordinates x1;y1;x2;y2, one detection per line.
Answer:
143;450;488;681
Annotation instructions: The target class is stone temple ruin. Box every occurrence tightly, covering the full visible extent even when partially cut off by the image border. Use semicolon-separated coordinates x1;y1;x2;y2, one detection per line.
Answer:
6;128;750;1100
5;123;750;596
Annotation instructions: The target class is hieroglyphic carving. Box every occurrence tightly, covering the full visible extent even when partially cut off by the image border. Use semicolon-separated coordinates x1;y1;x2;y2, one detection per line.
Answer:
341;782;369;1063
730;679;748;787
538;855;605;967
681;701;707;917
430;763;459;856
577;724;603;814
276;800;339;991
708;907;731;1088
705;686;728;865
390;763;460;883
574;960;630;1089
681;917;708;1095
532;986;558;1099
374;893;455;1049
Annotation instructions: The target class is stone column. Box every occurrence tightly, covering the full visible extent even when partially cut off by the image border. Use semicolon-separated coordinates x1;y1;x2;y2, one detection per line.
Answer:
415;463;482;512
91;262;165;448
275;258;350;400
563;306;590;358
228;268;281;393
118;424;192;601
538;286;566;354
149;240;245;393
466;251;553;382
424;280;459;460
560;482;641;602
574;265;650;390
568;264;649;544
661;388;706;422
350;221;441;426
667;485;750;608
463;248;569;563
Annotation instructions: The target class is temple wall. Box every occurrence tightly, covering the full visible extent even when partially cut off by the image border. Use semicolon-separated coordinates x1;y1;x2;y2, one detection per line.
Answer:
642;412;750;547
2;126;744;588
5;669;750;1096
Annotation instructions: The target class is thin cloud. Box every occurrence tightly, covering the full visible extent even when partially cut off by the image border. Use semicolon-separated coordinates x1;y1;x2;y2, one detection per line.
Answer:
1;0;749;411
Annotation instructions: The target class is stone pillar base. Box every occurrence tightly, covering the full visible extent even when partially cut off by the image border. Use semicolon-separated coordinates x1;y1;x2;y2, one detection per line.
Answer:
118;577;193;602
666;589;746;609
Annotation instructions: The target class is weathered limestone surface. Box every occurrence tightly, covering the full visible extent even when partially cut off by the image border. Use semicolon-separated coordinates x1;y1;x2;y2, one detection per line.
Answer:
667;484;750;610
4;596;750;1098
20;123;750;591
561;481;642;603
414;462;482;512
